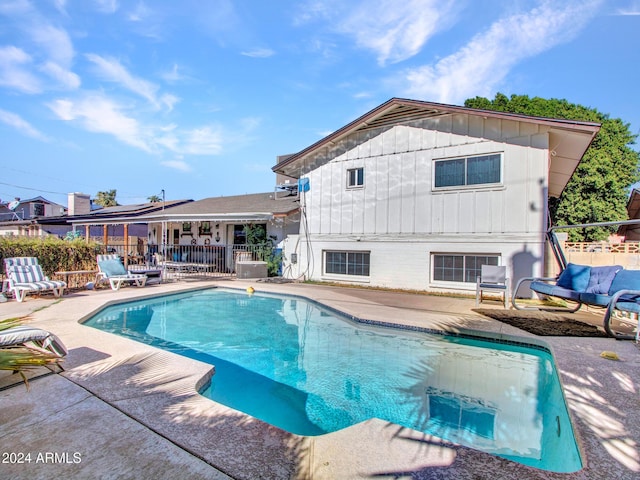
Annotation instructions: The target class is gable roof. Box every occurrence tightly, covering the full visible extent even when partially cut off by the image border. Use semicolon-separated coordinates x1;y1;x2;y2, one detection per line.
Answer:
273;97;601;198
137;192;299;223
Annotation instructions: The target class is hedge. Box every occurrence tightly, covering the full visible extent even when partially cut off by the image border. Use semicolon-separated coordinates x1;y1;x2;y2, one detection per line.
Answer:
0;237;101;277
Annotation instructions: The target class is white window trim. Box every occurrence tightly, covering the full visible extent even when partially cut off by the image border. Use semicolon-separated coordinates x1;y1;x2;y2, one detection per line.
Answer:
346;167;365;189
322;250;371;280
430;253;501;287
432;152;503;192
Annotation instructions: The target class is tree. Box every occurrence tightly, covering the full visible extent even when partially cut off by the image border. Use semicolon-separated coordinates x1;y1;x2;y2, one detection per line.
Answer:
94;189;118;207
465;93;640;241
148;195;162;203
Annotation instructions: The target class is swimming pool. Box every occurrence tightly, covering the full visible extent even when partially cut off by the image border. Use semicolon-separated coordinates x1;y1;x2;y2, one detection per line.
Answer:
83;288;582;473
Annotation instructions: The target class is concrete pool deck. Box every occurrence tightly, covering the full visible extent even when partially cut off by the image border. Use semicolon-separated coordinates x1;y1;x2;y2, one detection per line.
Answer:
0;279;638;479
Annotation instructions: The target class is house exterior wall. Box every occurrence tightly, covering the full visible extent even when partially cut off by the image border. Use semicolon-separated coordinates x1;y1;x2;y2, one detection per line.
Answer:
283;114;552;293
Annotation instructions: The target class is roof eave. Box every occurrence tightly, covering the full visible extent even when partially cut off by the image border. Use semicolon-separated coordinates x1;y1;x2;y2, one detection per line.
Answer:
273;97;601;179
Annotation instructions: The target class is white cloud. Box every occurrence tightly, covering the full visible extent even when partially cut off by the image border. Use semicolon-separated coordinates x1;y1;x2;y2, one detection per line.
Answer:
182;126;224;155
41;61;81;89
401;0;602;104
161;159;192;172
296;0;454;65
127;1;151;21
0;108;48;140
47;92;228;157
29;23;75;66
339;0;456;65
160;93;180;112
0;5;79;91
161;64;187;84
0;46;41;93
94;0;119;14
86;54;176;110
47;94;153;152
241;48;275;58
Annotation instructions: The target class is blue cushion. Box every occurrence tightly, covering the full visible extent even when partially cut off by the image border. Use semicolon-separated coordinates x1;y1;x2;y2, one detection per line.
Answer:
608;269;640;295
98;259;127;276
579;292;612;307
556;264;591;292
531;281;582;301
585;265;623;294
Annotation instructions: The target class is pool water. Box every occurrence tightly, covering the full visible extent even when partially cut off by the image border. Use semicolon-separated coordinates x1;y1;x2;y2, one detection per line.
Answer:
83;288;582;473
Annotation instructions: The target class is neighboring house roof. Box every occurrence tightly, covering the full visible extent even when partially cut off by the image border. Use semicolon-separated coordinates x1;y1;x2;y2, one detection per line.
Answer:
67;200;193;225
618;189;640;237
137;192;300;223
273;97;601;198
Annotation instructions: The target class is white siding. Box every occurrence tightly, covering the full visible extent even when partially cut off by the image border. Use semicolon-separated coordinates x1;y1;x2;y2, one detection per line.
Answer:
289;113;552;291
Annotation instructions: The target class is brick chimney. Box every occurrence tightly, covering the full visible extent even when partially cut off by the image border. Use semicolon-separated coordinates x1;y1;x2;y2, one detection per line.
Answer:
67;192;91;216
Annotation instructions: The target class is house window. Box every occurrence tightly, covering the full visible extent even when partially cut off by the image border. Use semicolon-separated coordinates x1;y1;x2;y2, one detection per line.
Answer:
434;153;501;188
347;167;364;188
199;221;211;236
182;222;192;233
325;251;370;276
433;254;499;283
33;203;45;216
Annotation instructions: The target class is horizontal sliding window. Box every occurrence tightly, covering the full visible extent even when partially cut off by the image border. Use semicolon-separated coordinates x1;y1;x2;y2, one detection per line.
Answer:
434;153;501;188
325;251;370;276
433;254;499;283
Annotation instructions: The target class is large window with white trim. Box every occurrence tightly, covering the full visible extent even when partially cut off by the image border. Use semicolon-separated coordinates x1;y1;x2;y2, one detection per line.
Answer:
433;254;499;283
325;251;370;276
434;153;501;188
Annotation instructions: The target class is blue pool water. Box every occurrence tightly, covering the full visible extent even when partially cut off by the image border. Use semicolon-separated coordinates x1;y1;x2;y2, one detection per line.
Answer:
83;288;582;473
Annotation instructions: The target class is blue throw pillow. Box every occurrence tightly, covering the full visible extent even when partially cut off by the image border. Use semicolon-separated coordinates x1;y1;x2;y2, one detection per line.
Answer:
556;264;591;292
585;265;623;294
98;259;127;276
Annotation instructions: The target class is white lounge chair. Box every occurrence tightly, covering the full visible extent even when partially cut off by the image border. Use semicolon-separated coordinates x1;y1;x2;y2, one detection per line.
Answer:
0;325;68;358
96;254;148;291
3;257;66;302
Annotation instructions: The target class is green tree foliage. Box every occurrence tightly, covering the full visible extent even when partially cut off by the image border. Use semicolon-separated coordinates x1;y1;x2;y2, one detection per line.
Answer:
465;93;640;241
147;195;161;203
95;189;118;207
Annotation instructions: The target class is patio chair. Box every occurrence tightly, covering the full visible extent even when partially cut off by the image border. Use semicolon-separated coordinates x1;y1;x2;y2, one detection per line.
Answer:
0;325;68;358
476;265;510;308
2;257;66;302
96;254;148;291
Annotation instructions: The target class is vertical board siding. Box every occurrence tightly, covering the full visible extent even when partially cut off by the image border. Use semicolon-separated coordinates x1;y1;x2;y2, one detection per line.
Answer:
291;111;557;291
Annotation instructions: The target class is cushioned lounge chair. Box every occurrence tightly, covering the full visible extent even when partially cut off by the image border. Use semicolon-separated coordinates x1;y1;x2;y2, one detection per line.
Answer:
3;257;66;302
0;325;68;358
96;254;147;291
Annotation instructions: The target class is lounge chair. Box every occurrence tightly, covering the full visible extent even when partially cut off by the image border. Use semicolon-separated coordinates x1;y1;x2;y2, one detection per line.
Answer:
2;257;66;302
0;325;68;358
96;254;147;291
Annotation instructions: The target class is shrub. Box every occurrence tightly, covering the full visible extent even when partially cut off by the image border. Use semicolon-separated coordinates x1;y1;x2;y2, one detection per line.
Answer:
0;237;100;276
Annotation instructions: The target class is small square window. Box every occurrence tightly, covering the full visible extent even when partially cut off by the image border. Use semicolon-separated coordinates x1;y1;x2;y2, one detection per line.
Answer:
347;167;364;188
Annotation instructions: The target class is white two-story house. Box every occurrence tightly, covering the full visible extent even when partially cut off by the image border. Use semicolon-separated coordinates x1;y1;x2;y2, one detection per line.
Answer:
273;98;599;294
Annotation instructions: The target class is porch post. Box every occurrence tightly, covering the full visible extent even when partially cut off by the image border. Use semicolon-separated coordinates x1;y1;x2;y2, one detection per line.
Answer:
103;224;108;250
123;224;129;267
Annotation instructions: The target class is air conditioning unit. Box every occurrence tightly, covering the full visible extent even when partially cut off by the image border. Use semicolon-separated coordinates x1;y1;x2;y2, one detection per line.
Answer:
236;261;268;279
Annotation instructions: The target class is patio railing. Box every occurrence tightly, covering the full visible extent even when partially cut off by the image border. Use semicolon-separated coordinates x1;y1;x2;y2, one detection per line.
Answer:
98;242;279;281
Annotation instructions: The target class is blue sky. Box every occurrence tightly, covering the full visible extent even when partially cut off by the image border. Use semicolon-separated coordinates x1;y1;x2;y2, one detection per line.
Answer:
1;0;639;207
